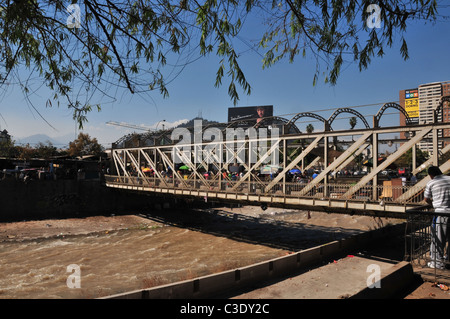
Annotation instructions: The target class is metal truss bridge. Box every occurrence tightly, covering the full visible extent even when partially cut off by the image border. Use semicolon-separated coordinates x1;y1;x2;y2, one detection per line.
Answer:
105;97;450;218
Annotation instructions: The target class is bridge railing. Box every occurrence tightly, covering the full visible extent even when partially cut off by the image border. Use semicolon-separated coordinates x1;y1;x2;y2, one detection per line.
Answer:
405;206;450;282
104;175;425;205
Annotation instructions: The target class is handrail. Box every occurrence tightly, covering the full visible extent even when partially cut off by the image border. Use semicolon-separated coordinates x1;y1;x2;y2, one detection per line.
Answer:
405;205;450;217
104;174;426;205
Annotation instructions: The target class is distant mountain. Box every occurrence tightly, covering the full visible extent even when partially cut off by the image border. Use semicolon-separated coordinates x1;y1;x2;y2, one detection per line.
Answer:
14;134;72;147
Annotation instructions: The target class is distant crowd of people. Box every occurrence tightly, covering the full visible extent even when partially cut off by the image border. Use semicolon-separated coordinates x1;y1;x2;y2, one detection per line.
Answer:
127;164;425;186
131;164;320;183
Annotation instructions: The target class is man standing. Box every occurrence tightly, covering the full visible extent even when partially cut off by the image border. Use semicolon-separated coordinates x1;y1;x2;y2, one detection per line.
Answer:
424;166;450;269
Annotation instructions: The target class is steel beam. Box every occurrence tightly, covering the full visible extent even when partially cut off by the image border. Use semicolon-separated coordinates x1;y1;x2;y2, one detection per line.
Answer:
264;136;322;193
232;139;281;191
342;128;431;199
156;147;189;188
396;158;450;202
296;132;372;196
412;143;450;176
139;149;169;188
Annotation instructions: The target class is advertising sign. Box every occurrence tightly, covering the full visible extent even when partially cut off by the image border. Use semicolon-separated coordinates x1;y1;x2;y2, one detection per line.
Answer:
404;89;419;122
227;105;273;127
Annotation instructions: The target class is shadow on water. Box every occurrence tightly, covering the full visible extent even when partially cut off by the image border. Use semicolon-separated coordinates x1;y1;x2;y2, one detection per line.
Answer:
138;206;380;253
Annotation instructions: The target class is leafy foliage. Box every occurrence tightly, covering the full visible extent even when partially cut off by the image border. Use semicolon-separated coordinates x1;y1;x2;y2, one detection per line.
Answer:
396;147;429;168
258;0;440;85
68;132;104;157
0;1;441;127
0;140;60;160
0;133;103;159
0;138;17;158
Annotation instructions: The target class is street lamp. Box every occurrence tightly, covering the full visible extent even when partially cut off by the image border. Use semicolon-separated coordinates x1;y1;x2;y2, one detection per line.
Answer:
154;119;166;146
155;119;166;131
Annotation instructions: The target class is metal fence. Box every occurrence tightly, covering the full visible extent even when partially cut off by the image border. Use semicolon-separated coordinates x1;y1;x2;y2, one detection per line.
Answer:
405;206;450;282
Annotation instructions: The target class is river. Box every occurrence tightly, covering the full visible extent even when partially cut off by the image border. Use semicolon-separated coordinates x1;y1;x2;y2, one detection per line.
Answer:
0;206;399;298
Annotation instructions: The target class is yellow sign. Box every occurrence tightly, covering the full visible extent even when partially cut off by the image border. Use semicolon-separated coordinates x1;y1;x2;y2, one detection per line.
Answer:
405;98;419;118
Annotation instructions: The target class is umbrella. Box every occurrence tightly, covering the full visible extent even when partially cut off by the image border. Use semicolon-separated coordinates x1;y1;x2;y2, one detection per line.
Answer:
179;165;190;170
289;169;301;174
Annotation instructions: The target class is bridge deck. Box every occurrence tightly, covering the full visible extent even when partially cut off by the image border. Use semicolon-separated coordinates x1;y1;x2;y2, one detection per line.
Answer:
105;175;423;218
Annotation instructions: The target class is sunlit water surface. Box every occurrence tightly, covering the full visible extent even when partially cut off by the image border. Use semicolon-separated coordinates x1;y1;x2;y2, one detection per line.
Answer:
0;225;288;299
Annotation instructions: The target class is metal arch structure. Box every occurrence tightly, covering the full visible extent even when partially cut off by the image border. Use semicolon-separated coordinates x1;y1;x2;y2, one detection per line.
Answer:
253;116;301;134
111;101;424;148
285;112;330;132
153;130;174;146
328;108;370;129
375;102;413;127
112;134;134;148
223;116;302;135
202;122;228;133
434;95;450;122
226;118;255;129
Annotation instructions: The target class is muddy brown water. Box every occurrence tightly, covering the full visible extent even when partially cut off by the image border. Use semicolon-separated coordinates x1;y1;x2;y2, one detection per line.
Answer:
0;207;401;299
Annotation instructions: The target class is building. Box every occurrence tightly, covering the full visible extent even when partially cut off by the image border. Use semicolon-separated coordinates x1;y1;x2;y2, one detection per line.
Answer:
399;80;450;154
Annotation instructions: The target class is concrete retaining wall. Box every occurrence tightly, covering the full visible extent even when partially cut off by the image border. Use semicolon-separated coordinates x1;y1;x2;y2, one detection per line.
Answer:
104;222;407;299
0;179;173;221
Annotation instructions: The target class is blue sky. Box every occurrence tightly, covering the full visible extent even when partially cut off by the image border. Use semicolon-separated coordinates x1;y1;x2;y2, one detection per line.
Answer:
1;3;450;148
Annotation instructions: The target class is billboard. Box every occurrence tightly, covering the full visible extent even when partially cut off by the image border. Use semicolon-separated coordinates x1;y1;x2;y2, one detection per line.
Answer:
404;88;419;120
227;105;273;127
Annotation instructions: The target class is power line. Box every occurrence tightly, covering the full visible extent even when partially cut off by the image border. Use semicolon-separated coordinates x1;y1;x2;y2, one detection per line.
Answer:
275;101;395;119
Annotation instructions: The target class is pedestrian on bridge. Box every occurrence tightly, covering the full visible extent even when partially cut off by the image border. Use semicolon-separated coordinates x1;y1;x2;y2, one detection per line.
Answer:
424;166;450;269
